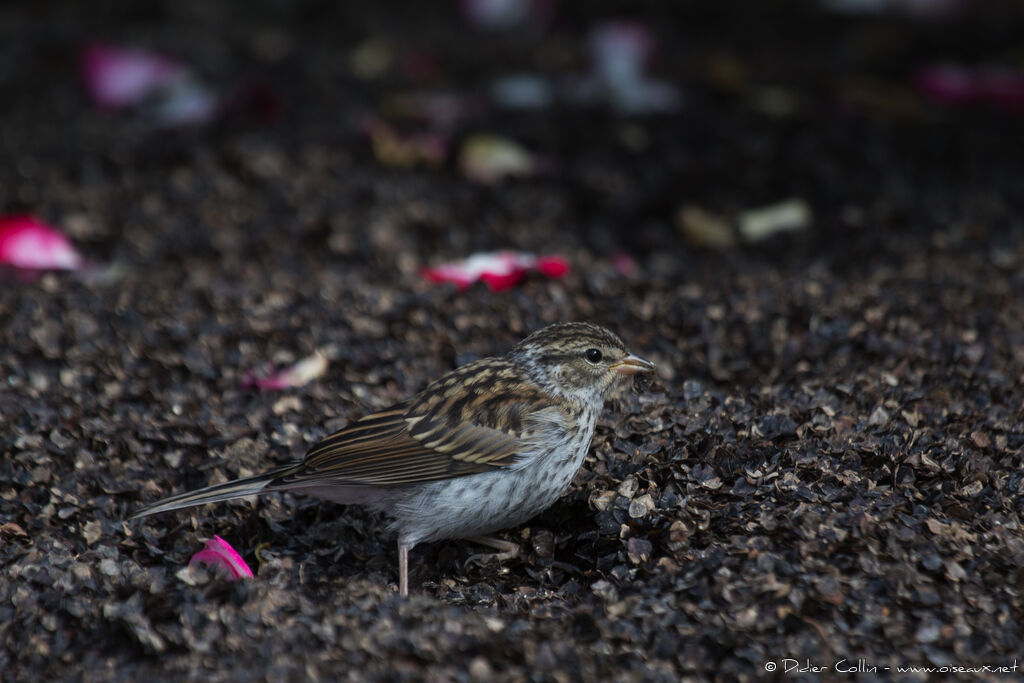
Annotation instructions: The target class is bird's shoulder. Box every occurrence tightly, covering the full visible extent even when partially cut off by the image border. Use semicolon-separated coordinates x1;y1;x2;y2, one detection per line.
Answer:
407;356;568;437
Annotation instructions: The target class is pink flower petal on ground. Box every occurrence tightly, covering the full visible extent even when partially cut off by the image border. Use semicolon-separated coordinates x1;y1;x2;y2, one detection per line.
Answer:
423;251;527;290
535;255;570;278
0;215;84;271
242;351;328;391
479;269;528;291
189;535;254;581
80;43;185;109
421;251;569;291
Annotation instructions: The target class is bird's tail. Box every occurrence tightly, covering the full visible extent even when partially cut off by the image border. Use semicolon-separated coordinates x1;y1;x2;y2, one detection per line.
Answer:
128;465;299;520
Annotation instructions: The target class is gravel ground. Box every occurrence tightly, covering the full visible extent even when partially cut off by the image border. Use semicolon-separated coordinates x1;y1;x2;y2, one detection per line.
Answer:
2;1;1023;680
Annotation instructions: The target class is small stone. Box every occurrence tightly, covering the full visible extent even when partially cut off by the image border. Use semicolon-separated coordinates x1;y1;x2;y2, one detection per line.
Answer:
531;529;555;557
915;621;942;644
469;657;493;680
82;520;102;545
49;429;74;450
0;522;28;539
628;494;655;518
868;406;889;426
682;379;703;400
273;395;303;415
163;450;183;468
959;480;984;497
963;343;985;365
667;520;690;549
589;490;616;512
176;566;200;586
626;537;653;564
945;560;967;582
656;557;679;572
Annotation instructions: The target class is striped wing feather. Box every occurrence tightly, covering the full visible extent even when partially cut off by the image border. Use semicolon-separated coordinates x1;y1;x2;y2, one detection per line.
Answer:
274;362;553;487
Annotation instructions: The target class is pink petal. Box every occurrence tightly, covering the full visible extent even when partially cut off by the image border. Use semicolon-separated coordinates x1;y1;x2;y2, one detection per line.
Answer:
480;269;528;291
242;351;328;391
189;535;254;581
0;215;84;271
80;43;185;109
535;255;570;278
421;251;568;290
420;267;475;289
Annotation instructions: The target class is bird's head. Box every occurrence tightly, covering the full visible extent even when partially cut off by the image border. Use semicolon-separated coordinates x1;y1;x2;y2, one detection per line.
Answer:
510;322;654;406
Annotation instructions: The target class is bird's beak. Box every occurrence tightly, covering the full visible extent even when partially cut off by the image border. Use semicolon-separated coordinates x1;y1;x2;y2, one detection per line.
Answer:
612;353;655;376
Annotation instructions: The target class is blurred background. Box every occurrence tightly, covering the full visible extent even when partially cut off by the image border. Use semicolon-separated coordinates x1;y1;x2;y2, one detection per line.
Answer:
2;0;1023;275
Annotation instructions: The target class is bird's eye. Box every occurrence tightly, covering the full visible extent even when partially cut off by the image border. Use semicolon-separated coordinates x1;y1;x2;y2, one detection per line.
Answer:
584;348;603;364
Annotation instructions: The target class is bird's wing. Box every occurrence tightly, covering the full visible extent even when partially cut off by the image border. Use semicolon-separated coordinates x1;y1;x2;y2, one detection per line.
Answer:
274;360;562;487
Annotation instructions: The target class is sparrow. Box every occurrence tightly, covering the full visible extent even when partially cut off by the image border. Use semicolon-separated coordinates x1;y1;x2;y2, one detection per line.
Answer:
129;322;654;596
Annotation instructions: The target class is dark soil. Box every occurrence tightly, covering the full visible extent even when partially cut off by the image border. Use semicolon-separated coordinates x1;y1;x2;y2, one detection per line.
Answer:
2;1;1023;680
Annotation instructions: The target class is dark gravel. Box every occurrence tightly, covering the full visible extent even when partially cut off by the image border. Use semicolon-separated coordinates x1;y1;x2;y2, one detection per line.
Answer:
2;1;1023;680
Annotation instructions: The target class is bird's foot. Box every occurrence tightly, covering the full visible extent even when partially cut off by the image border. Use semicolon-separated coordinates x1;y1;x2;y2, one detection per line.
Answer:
464;536;520;568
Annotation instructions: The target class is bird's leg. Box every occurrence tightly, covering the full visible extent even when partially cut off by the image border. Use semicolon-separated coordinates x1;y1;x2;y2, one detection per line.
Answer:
465;535;520;568
398;542;410;597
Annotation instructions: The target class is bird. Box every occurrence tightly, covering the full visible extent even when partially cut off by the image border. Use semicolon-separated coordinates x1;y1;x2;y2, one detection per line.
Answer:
129;322;655;596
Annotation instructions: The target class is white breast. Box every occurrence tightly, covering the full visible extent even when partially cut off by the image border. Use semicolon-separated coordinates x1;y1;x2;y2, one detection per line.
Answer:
389;406;597;546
